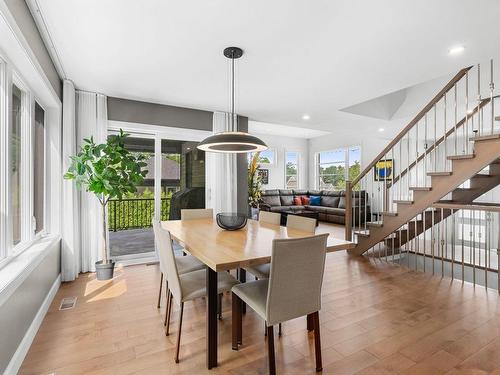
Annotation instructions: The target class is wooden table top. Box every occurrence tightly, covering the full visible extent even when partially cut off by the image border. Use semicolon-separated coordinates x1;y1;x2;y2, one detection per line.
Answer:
161;218;355;271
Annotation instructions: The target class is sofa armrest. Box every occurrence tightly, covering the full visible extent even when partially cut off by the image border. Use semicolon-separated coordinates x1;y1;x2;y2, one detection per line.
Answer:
258;203;271;211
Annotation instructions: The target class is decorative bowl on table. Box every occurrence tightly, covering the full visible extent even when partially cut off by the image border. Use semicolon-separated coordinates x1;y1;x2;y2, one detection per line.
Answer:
216;213;248;231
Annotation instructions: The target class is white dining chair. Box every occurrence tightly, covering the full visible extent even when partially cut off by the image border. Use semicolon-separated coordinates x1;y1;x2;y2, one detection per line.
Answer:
152;221;204;322
245;213;316;280
231;233;328;374
181;208;213;220
155;223;239;363
258;210;281;225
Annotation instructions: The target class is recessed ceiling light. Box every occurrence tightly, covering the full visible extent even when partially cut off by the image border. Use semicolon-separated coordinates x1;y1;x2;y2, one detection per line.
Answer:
378;128;385;132
448;45;465;55
302;114;310;120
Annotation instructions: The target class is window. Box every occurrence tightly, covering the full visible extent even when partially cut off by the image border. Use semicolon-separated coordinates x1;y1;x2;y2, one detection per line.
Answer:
248;149;275;165
285;151;299;189
0;64;50;265
11;85;23;245
34;102;45;233
317;146;361;190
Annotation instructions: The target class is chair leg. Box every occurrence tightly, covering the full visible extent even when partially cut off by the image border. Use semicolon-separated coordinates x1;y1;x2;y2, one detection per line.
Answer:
312;311;322;372
307;313;314;331
157;272;163;308
278;323;282;337
174;302;184;363
267;325;276;375
164;288;170;326
232;292;242;350
218;293;223;320
165;292;173;335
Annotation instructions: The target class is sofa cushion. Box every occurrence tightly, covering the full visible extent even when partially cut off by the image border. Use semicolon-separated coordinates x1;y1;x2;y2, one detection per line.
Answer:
308;190;323;196
293;196;302;205
306;205;326;213
262;195;281;207
322;190;342;197
270;206;289;213
289;205;305;211
293;189;308;196
262;189;280;196
301;196;310;205
324;207;345;216
321;195;340;207
280;195;294;206
279;189;293;196
309;196;321;206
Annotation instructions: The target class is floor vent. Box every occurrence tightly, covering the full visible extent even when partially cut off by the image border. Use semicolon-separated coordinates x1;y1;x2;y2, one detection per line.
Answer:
59;297;77;310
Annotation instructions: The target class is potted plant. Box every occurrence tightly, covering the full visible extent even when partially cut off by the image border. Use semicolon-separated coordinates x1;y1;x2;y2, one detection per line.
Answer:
248;152;263;219
64;130;148;280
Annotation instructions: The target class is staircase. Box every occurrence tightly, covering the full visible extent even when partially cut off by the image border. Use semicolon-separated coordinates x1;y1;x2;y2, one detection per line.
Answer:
345;62;500;256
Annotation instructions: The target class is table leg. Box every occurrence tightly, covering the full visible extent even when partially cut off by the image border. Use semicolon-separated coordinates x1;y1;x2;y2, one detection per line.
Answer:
238;268;247;314
206;267;218;369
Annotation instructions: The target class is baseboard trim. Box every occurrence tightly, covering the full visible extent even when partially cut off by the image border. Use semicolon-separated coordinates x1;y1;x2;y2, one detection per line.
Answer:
3;274;61;375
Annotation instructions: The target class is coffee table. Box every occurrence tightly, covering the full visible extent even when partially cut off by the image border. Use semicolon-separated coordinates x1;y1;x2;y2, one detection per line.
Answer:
280;210;319;226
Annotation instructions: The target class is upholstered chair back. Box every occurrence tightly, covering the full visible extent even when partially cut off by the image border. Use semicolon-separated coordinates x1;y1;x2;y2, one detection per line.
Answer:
259;211;281;225
286;215;316;233
181;208;213;220
152;220;182;304
265;234;329;325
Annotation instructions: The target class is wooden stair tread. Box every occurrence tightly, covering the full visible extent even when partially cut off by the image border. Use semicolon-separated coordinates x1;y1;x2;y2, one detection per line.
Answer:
354;230;370;237
470;134;500;141
447;154;475;160
427;171;452;176
381;211;398;216
409;186;432;191
394;200;414;205
367;222;383;228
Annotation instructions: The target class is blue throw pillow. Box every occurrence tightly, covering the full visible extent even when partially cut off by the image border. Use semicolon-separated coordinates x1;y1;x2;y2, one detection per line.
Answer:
309;196;321;206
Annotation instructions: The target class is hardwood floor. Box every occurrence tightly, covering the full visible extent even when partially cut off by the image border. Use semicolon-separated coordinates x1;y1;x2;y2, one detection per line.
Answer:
20;224;500;374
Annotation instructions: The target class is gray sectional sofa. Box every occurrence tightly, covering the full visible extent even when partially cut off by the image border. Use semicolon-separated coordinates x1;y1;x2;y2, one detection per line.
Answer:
258;189;370;225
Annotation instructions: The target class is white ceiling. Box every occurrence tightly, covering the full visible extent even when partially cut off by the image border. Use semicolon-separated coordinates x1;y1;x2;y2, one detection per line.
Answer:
35;0;500;132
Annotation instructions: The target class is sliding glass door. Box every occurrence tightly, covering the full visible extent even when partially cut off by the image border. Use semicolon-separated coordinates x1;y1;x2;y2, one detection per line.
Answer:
107;128;206;263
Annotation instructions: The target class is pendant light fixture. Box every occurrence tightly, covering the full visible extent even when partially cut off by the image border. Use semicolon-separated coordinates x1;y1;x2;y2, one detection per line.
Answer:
197;47;268;153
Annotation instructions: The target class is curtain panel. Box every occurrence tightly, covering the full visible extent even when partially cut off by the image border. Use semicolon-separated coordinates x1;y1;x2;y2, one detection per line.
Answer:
61;80;108;281
205;112;238;215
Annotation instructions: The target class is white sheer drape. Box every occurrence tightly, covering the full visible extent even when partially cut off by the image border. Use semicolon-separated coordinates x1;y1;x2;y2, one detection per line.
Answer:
205;112;238;214
61;80;80;281
76;91;108;273
61;80;108;281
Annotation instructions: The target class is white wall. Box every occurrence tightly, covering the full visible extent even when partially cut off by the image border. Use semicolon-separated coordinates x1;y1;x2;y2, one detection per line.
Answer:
250;133;309;190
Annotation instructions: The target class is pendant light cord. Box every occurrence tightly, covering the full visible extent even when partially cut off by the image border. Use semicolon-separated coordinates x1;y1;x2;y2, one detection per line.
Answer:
231;53;235;131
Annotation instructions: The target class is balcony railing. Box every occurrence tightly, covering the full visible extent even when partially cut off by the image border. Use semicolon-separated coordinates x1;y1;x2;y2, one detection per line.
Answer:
108;198;171;231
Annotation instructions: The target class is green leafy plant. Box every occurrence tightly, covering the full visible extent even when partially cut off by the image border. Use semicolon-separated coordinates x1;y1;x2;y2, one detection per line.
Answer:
64;129;148;264
248;152;263;208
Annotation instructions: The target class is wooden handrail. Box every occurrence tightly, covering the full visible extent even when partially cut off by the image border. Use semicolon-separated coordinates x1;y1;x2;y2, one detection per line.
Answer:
387;97;491;187
351;66;473;186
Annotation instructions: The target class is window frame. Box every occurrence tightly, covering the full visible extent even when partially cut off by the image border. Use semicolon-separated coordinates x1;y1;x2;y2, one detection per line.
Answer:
284;150;300;190
0;57;49;268
316;146;361;190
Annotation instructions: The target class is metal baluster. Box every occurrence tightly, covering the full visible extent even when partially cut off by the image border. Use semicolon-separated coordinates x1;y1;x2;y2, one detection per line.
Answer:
415;123;419;188
465;71;470;153
485;211;489;289
451;209;455;280
477;64;482;136
472;209;476;286
432;208;435;275
443;93;448;169
407;133;410;197
399;141;402;201
441;208;445;277
423;210;426;273
433;104;437;171
454;83;458;154
415;214;419;271
461;209;465;283
424;114;428;186
407;220;410;268
491;59;495;135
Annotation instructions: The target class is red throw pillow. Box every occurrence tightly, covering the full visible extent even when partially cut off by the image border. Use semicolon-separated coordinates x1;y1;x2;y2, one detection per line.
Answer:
301;196;310;205
293;196;302;205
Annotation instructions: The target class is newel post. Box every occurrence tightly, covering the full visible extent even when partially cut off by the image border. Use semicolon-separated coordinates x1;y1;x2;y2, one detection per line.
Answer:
345;181;353;241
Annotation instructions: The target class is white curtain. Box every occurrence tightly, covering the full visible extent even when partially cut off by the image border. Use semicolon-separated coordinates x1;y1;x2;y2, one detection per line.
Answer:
61;80;108;281
61;80;80;281
205;112;238;214
76;91;108;273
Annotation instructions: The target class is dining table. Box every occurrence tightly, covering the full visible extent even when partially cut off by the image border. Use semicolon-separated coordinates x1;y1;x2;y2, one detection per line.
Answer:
161;218;354;369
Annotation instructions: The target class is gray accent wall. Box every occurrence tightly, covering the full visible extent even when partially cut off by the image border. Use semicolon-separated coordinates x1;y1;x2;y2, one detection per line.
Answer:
107;97;213;131
0;240;61;374
4;0;62;99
